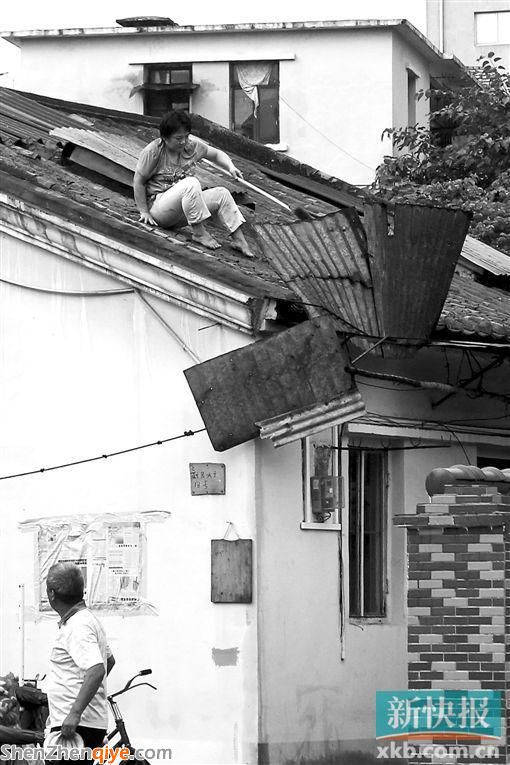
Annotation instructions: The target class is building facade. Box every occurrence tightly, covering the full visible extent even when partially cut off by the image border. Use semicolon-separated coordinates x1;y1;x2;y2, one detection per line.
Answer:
1;19;465;185
427;0;510;65
1;88;510;764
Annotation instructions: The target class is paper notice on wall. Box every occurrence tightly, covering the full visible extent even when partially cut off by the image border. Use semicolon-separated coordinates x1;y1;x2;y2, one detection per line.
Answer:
106;523;141;606
24;512;169;615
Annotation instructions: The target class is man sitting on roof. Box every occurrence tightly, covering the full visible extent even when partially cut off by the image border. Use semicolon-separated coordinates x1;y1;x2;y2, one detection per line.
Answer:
134;111;254;258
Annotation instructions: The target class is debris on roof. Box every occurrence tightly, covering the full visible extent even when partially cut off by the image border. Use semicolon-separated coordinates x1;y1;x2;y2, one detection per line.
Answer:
460;234;510;277
1;85;509;346
116;17;178;28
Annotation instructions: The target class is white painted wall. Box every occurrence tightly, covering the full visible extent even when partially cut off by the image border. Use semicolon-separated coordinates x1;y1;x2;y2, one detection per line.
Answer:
0;231;258;765
10;27;435;184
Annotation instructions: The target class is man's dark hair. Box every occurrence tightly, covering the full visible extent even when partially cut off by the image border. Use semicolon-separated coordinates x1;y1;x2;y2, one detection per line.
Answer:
47;562;84;605
159;110;191;139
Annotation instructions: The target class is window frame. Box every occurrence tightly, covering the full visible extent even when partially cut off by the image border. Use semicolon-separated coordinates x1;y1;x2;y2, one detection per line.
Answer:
475;10;510;45
302;429;390;619
347;445;389;620
229;61;280;144
407;68;418;128
302;427;342;530
142;63;194;116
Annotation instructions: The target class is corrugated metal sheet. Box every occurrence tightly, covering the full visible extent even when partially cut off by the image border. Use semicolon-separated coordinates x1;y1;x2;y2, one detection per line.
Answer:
0;86;92;144
460;234;510;276
184;317;353;452
50;127;141;170
254;203;470;348
254;209;381;338
256;390;365;447
364;203;471;342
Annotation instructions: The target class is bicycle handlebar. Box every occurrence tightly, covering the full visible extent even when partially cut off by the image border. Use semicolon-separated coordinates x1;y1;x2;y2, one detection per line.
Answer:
108;670;156;701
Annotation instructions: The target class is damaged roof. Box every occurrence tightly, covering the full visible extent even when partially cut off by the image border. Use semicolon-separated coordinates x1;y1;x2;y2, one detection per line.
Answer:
0;85;354;303
0;86;509;346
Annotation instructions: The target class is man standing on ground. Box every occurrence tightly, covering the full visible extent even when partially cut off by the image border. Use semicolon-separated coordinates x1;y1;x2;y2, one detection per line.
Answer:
45;563;115;748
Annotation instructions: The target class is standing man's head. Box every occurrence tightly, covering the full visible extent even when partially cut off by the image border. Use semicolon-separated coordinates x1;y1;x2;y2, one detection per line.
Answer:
46;563;84;614
159;110;191;152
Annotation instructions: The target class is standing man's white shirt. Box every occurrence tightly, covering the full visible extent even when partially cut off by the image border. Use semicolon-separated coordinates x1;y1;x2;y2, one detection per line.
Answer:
48;602;111;730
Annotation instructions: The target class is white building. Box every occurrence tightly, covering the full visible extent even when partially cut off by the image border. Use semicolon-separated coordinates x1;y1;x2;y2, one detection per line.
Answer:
1;86;510;765
1;18;466;185
427;0;510;66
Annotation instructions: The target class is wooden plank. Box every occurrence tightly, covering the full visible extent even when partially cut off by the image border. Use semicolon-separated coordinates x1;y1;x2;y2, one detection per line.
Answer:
211;539;253;603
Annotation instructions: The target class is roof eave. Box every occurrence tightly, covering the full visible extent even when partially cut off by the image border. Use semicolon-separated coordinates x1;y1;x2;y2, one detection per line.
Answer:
394;20;468;81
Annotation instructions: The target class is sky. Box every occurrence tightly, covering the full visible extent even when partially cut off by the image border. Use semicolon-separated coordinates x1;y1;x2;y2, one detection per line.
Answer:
0;0;427;81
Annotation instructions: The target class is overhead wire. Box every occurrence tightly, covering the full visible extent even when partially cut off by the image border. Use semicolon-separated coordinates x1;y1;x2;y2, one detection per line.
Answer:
279;94;376;173
0;277;133;297
0;429;206;482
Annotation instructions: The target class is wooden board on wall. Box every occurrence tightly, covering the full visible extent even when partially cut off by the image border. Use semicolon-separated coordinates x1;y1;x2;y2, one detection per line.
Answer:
211;539;253;603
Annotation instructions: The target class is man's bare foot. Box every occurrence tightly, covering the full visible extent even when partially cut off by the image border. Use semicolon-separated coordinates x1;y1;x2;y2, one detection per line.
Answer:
191;231;221;249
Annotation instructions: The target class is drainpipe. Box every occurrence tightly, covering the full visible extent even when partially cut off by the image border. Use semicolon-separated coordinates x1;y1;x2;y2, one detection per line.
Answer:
439;0;444;53
18;584;25;684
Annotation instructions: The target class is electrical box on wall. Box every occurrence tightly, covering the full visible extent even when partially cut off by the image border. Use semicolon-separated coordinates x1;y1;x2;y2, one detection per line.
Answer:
310;476;342;520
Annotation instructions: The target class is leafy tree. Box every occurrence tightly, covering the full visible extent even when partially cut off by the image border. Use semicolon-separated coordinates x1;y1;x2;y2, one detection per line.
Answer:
373;55;510;256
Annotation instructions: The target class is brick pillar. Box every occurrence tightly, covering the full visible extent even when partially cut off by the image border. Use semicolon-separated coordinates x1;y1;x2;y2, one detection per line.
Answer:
394;482;510;763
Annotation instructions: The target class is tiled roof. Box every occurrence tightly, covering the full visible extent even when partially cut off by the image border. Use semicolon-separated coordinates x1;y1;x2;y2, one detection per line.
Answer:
0;86;352;299
1;87;510;345
438;274;510;341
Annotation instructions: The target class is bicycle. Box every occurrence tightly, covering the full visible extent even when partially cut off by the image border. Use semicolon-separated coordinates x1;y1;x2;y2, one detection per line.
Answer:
106;669;157;763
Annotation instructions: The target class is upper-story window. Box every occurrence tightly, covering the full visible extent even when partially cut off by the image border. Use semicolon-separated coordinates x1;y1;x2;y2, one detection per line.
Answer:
142;64;196;116
475;11;510;45
230;61;279;144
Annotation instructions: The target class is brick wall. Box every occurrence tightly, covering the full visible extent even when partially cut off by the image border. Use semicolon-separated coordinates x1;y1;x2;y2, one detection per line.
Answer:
394;483;510;763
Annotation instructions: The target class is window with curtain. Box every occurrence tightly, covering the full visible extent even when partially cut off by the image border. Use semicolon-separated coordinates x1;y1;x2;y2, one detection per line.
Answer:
230;61;279;144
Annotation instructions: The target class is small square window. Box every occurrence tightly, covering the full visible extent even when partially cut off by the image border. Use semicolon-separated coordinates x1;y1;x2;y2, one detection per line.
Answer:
144;64;193;116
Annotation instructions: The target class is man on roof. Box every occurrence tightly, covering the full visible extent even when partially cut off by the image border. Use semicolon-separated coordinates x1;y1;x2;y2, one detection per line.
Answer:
134;111;254;258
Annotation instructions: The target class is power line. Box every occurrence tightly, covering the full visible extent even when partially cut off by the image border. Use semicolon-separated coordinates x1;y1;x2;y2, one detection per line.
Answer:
0;429;206;482
0;277;133;297
279;94;376;172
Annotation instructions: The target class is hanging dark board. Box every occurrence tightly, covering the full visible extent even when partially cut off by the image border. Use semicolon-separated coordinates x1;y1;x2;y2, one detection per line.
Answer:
211;539;253;603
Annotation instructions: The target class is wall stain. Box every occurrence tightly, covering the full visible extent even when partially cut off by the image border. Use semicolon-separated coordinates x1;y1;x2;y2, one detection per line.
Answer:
212;647;239;666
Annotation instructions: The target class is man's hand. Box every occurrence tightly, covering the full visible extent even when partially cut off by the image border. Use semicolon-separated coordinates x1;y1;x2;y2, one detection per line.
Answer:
60;710;81;739
139;211;158;226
